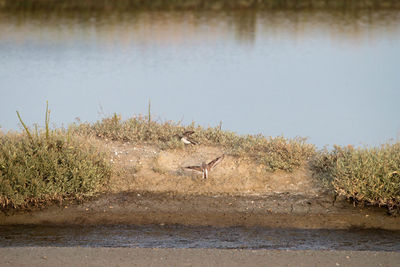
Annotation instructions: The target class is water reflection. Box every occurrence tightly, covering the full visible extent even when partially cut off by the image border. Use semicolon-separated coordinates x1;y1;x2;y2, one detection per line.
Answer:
1;10;400;46
0;8;399;147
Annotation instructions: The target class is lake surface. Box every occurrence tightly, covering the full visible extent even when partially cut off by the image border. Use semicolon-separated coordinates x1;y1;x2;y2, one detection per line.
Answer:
1;225;400;251
1;8;400;147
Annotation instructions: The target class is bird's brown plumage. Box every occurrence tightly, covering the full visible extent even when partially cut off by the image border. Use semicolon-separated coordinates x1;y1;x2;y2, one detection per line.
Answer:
185;154;224;179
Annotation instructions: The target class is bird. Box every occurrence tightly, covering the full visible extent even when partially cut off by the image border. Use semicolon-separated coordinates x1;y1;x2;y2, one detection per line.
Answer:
184;154;224;179
179;130;198;145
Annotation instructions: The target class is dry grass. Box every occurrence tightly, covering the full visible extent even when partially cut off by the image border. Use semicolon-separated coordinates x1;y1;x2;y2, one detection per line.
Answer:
71;114;315;172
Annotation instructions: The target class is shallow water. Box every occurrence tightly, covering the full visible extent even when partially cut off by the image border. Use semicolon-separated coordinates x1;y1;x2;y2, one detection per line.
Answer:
1;9;400;147
1;225;400;251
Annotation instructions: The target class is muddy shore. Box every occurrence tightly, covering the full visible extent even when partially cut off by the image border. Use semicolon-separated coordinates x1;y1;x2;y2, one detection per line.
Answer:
1;191;399;230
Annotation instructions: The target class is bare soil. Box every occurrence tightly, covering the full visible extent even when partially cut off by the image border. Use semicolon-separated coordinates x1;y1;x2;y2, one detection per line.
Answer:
1;140;399;229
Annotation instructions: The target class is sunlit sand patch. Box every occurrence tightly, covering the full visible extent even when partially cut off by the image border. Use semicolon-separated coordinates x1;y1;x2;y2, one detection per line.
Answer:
97;140;322;196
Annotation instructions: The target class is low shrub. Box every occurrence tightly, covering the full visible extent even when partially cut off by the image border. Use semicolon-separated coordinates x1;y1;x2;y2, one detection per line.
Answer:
0;131;111;210
312;144;400;213
0;105;111;210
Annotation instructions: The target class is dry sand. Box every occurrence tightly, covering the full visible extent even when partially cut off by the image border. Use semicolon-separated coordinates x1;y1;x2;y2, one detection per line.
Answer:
1;247;399;267
97;140;321;196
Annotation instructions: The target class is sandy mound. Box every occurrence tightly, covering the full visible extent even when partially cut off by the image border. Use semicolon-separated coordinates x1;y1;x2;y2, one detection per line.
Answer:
93;139;322;196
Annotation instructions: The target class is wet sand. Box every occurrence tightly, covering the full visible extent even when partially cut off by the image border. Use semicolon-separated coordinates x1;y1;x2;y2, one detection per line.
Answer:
1;247;399;267
1;191;399;230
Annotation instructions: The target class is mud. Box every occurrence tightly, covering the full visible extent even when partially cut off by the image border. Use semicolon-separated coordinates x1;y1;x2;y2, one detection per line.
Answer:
1;191;399;230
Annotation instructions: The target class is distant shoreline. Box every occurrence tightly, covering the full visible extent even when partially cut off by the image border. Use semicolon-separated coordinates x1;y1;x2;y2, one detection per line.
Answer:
1;0;400;12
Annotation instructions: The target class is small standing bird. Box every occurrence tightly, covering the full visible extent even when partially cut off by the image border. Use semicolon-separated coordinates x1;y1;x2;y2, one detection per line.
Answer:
180;130;197;145
185;154;224;179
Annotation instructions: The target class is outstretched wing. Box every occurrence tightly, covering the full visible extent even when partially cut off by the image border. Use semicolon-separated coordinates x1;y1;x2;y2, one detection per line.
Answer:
185;165;203;172
186;137;197;145
207;154;224;170
183;130;195;137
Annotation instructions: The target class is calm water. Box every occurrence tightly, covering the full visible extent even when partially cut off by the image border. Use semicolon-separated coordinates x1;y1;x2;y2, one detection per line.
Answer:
1;9;400;147
1;225;400;251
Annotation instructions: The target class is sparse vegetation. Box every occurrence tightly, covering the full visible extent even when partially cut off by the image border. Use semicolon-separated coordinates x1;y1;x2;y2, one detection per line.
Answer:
72;113;315;172
312;144;400;214
0;105;111;210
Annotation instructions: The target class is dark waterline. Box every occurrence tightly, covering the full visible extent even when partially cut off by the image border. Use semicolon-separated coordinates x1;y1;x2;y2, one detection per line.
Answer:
1;225;400;251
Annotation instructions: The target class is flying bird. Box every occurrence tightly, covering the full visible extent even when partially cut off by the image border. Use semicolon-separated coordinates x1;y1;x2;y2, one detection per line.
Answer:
185;154;225;179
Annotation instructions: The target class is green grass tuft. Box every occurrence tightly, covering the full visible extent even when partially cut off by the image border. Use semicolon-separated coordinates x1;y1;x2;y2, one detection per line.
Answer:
0;107;111;211
0;130;111;210
312;144;400;213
